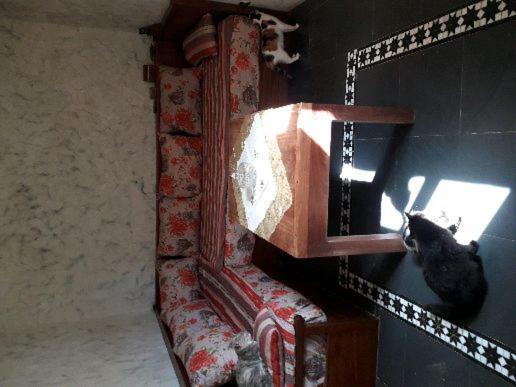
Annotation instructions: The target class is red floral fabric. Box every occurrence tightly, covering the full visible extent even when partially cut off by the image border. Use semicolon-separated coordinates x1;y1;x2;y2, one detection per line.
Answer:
159;134;202;198
158;196;200;257
223;214;255;267
160;66;202;135
228;17;260;118
170;301;238;387
158;257;204;326
222;17;259;268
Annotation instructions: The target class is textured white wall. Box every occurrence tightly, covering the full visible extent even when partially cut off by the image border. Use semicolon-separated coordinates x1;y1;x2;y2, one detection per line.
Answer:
0;18;156;332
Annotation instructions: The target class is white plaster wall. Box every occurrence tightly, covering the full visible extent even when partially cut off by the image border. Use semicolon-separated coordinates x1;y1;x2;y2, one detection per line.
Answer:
0;18;156;332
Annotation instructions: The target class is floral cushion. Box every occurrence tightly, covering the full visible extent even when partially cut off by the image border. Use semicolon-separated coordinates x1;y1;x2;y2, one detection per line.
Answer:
158;196;200;257
158;257;204;325
170;301;238;387
160;66;202;135
169;299;227;339
159;134;202;198
228;16;260;119
223;214;255;267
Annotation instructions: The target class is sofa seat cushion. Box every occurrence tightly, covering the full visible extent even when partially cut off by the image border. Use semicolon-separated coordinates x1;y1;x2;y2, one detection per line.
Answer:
174;325;238;387
160;66;202;135
170;300;238;387
158;257;204;325
169;299;232;341
159;259;238;387
158;196;200;257
159;134;202;198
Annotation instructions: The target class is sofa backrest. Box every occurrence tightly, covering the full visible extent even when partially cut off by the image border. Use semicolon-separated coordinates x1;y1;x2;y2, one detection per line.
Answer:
199;15;260;271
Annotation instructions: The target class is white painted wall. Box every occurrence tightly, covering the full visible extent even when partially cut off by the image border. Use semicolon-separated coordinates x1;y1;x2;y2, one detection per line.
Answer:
0;17;156;332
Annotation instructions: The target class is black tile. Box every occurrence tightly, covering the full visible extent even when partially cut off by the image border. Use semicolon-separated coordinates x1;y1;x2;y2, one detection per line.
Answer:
376;309;407;387
356;59;400;106
312;56;349;104
455;133;516;241
355;59;400;139
372;0;421;40
417;0;472;20
467;235;516;349
469;358;514;387
399;38;463;137
404;322;471;387
461;21;516;135
290;0;328;18
394;135;459;215
308;2;339;64
334;0;375;53
288;65;314;103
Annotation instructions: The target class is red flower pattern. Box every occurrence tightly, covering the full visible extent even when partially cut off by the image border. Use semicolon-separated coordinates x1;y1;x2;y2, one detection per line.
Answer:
235;52;251;70
178;267;196;286
160;66;201;135
188;349;217;373
159;134;201;198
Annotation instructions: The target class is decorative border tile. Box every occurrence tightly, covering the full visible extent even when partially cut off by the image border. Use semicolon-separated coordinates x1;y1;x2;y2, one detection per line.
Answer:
356;0;516;69
349;272;516;383
338;49;358;288
337;0;516;382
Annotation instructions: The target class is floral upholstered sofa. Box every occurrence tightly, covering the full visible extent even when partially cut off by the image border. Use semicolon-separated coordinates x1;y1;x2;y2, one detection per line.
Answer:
156;15;327;387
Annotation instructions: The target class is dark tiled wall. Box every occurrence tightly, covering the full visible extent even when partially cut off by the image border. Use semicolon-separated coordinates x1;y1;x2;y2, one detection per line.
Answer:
289;1;515;386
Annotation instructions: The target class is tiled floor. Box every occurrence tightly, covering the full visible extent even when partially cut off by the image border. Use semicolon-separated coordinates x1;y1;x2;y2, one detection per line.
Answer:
0;312;179;387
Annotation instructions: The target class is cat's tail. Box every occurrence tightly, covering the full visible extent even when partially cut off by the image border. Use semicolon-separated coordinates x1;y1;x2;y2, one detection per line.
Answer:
273;65;293;80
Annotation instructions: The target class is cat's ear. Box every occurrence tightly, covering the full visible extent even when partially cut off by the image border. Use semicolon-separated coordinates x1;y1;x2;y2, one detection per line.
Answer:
405;212;413;220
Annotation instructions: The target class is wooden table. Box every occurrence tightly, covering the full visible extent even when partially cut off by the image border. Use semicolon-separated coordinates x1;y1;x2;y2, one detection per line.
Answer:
228;103;414;258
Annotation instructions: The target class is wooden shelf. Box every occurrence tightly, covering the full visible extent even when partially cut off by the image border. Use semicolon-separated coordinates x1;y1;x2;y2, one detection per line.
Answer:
228;103;414;258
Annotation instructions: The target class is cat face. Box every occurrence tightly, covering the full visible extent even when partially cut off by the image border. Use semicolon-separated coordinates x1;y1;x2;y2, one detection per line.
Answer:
405;212;435;242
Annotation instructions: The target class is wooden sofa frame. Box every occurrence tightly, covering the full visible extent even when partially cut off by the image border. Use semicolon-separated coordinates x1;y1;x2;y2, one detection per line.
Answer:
144;1;380;386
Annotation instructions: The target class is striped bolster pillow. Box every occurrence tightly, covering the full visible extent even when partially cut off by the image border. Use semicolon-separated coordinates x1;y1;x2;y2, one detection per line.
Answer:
253;308;284;387
183;13;218;66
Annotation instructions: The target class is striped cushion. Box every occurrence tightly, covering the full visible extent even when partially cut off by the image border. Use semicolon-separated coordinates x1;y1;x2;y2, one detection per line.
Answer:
253;308;284;387
183;13;218;66
200;56;225;271
198;261;256;332
200;16;260;271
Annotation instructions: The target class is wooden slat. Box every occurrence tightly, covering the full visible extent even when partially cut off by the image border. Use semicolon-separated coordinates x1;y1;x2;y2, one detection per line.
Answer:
293;315;306;387
307;103;415;124
308;234;406;257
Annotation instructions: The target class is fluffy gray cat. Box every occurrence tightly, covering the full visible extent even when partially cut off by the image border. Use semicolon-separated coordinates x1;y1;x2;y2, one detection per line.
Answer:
232;332;273;387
